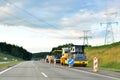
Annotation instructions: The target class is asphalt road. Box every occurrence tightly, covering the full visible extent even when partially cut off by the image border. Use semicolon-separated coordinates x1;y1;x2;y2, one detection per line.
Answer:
0;61;119;80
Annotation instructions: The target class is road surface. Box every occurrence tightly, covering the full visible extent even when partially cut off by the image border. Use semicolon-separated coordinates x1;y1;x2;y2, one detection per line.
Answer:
0;61;119;80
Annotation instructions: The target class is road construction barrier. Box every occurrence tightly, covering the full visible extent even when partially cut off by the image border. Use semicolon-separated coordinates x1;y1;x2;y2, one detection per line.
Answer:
54;59;56;65
49;60;51;64
45;59;46;63
93;57;98;72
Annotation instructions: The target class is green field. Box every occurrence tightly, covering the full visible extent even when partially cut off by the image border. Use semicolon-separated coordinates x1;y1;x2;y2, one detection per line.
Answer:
85;42;120;71
0;52;23;62
0;52;23;69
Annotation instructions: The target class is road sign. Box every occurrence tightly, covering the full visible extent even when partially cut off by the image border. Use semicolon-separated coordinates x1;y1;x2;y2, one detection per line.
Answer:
68;58;74;65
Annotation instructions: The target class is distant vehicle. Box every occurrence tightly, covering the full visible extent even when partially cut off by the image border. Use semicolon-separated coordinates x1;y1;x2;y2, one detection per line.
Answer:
51;50;62;63
45;55;49;62
45;50;62;63
45;55;52;63
60;45;88;67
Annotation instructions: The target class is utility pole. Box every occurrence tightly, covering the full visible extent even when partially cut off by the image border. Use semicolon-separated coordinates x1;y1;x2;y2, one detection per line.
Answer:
80;30;92;46
100;12;118;45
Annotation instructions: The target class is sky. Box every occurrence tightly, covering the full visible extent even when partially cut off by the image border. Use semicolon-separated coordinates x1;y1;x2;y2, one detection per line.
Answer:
0;0;120;53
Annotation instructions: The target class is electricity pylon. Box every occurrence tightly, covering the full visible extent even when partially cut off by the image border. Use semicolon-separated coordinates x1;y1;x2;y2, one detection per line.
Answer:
80;30;92;46
101;22;118;44
100;12;118;45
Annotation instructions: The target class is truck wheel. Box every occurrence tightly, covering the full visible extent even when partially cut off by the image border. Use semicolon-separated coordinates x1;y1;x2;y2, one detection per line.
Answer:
83;65;87;67
60;62;63;65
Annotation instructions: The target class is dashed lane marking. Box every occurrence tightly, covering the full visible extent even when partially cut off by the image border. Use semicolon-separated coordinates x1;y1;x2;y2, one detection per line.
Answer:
41;72;48;78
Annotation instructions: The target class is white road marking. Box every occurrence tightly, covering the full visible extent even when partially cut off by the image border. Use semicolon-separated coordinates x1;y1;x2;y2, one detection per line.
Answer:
41;72;48;78
0;67;12;75
0;62;22;75
71;68;120;80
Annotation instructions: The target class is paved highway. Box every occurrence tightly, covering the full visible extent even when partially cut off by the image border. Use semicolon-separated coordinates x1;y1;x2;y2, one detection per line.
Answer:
0;61;119;80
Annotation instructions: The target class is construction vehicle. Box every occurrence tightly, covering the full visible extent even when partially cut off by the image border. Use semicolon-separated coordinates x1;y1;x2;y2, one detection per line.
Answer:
45;55;49;62
60;45;88;66
45;50;62;63
45;55;52;63
60;48;70;65
51;50;62;63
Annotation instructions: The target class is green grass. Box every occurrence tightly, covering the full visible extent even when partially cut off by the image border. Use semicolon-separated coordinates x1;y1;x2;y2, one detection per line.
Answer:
0;52;23;62
99;67;120;72
85;41;120;71
0;61;21;69
0;52;23;69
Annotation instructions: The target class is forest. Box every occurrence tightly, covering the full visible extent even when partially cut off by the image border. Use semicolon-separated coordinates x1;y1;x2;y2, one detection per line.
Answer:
0;42;32;60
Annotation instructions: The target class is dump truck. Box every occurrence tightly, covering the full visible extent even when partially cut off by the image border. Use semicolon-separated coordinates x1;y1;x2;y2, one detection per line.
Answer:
60;45;88;66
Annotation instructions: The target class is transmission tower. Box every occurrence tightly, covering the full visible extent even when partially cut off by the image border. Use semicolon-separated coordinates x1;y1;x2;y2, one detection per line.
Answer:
101;12;118;45
80;30;92;45
101;22;118;44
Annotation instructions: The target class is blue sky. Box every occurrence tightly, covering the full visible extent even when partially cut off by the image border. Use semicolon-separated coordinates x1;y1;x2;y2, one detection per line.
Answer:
0;0;120;52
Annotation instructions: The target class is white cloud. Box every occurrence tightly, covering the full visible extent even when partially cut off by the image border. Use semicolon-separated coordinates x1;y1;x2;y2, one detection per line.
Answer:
59;7;120;40
0;0;120;52
61;7;119;28
61;9;98;29
0;3;13;17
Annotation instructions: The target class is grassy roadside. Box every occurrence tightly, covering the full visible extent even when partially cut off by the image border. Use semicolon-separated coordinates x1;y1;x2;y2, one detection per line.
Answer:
87;62;120;72
99;67;120;72
0;61;21;69
0;52;23;62
0;52;23;69
85;42;120;72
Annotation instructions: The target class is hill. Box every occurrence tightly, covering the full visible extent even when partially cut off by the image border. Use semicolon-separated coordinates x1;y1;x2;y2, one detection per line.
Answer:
85;41;120;71
0;42;32;60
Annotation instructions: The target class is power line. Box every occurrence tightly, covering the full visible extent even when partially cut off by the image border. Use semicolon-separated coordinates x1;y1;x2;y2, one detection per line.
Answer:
0;5;38;27
0;0;40;27
3;0;57;28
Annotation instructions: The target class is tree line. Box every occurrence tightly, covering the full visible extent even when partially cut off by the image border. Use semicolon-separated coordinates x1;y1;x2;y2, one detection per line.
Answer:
51;43;74;51
32;43;74;60
32;52;50;60
0;42;32;60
